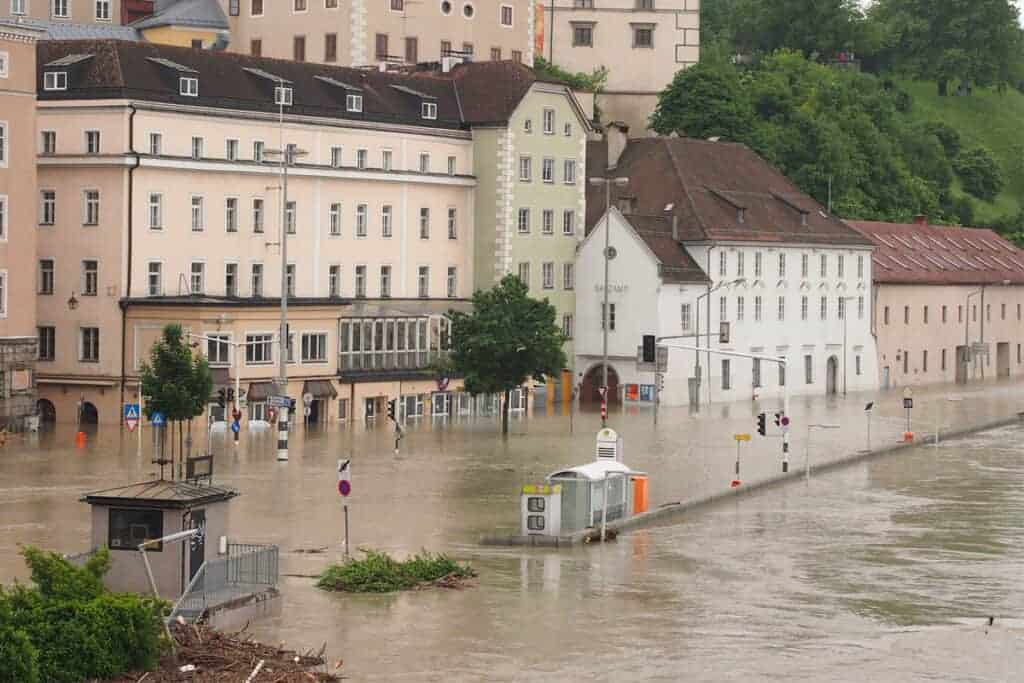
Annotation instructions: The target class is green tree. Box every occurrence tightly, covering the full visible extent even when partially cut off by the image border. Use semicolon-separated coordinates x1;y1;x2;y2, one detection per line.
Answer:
953;146;1005;200
650;62;755;139
139;324;213;477
869;0;1023;95
449;275;566;434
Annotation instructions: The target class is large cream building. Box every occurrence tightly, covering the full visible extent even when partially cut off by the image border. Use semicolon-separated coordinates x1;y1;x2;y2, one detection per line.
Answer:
0;20;43;429
33;39;586;425
539;0;699;131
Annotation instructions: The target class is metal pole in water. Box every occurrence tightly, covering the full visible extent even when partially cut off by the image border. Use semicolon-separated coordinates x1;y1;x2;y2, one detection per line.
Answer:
600;472;609;542
344;504;350;559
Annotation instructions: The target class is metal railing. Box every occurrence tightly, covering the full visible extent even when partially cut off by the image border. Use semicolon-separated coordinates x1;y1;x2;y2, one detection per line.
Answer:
169;542;278;623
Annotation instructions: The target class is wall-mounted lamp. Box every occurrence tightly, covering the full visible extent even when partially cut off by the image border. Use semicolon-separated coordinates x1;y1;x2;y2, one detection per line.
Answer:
67;292;79;311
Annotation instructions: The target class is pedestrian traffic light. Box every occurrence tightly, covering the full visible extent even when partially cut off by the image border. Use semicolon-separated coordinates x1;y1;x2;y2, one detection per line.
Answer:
216;388;227;408
757;412;767;436
642;335;656;363
386;399;397;422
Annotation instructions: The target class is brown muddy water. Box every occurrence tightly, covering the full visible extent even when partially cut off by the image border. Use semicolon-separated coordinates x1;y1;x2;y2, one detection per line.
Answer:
2;387;1023;681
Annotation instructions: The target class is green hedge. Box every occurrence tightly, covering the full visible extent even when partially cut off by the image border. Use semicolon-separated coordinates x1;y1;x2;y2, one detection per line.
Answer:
317;549;475;593
0;547;166;683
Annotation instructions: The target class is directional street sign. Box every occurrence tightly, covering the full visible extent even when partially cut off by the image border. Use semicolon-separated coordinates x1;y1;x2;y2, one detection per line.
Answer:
124;403;140;433
150;411;165;427
269;395;290;408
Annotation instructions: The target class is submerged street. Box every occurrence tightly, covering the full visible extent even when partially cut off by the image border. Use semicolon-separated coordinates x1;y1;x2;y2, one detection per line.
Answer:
2;382;1024;680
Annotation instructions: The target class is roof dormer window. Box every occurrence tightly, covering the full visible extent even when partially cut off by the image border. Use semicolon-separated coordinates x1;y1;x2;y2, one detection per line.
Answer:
274;85;293;106
421;101;437;120
44;71;68;91
346;93;363;112
179;76;199;97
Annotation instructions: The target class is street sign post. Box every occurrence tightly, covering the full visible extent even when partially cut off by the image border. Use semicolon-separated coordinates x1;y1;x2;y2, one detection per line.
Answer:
269;395;290;408
337;459;351;558
903;388;914;440
150;411;165;427
124;403;140;433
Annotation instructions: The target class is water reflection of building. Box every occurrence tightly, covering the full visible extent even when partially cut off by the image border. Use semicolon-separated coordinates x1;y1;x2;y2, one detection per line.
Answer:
849;217;1024;389
32;39;587;425
0;22;44;430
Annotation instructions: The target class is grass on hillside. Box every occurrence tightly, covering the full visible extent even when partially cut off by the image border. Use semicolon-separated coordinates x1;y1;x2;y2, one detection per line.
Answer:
316;549;476;593
900;79;1024;224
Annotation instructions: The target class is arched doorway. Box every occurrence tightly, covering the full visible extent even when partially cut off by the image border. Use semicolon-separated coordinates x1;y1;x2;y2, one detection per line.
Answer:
36;399;56;423
580;364;621;404
79;401;99;425
826;356;839;395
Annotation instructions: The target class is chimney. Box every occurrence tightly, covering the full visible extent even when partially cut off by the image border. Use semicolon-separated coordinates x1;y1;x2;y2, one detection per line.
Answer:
913;214;928;227
606;121;629;170
672;214;679;241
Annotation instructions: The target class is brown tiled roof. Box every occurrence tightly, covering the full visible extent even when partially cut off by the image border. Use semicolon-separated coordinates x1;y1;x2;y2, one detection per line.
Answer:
624;214;709;284
848;220;1024;285
586;137;873;248
36;41;560;128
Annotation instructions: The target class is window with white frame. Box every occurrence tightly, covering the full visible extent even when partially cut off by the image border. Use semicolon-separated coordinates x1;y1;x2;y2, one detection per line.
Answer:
301;332;328;362
40;190;56;225
42;131;56;155
819;253;827;278
838;254;845;278
245;333;273;364
804;354;813;384
346;93;362;112
518;262;530;289
81;260;99;296
542;262;554;289
39;259;54;295
562;313;574;339
38;326;56;361
858;296;865;319
447;266;457;298
251;263;263;296
190;262;205;294
0;122;5;166
286;264;296;297
274;86;293;106
85;130;101;154
180;77;198;97
601;302;616;331
252;198;264;233
857;254;864;279
191;196;204;231
448;155;456;176
542;157;554;183
542;209;554;235
207;334;231;366
778;253;786;277
418;152;430;173
752;358;761;388
564;159;576;184
801;253;809;278
191;136;203;159
10;0;25;15
721;361;732;390
329;202;342;236
754;295;762;321
382;205;393;237
83;190;100;226
837;297;846;320
500;4;513;26
95;0;111;19
147;261;162;296
52;0;69;18
0;195;5;239
754;252;762;277
524;118;533;133
330;146;342;168
681;303;691;331
285;201;296;234
329;264;341;297
721;296;728;321
225;262;238;296
44;71;67;90
518;208;530;234
225;197;238;232
542;108;555;134
0;271;4;317
382;149;392;170
418;266;430;297
718;251;726;277
80;327;100;362
356;148;367;169
563;262;574;290
226;138;239;161
253;140;264;162
563;210;575;236
447;208;457;239
801;295;808;321
519;156;532;182
777;296;785;321
148;193;163;229
736;252;744;276
380;265;392;297
421;101;437;119
356;204;368;237
419;207;430;239
820;296;827;320
354;265;366;297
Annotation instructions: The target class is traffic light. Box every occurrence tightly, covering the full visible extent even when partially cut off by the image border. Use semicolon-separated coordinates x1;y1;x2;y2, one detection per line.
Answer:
757;412;767;436
642;335;656;363
227;387;235;403
774;412;782;428
216;388;227;408
386;399;397;422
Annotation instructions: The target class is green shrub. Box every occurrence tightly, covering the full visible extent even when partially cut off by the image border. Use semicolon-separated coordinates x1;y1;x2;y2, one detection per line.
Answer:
953;146;1005;201
0;547;167;683
317;549;476;593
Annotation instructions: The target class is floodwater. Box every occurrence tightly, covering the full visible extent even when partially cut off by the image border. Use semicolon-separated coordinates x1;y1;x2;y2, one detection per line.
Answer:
3;383;1024;681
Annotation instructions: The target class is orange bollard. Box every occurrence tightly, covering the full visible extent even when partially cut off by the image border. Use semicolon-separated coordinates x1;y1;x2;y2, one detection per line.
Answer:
75;431;87;448
903;431;914;443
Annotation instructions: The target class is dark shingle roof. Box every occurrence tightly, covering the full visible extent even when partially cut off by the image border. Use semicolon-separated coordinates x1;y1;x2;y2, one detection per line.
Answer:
82;479;238;509
587;137;873;248
9;17;141;40
36;41;569;130
848;220;1024;286
623;213;709;284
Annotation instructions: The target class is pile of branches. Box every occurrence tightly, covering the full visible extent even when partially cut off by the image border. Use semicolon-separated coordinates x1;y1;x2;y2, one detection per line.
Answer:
106;623;343;682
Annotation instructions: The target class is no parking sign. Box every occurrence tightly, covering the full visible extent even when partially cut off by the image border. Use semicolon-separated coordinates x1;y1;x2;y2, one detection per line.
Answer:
337;459;351;497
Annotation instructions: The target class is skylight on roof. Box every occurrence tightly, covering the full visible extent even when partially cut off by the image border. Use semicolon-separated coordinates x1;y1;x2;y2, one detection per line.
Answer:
314;75;363;92
146;57;198;74
243;66;292;84
43;53;94;68
391;84;436;100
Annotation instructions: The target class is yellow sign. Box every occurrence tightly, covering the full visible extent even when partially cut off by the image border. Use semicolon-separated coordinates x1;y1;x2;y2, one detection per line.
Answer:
734;433;752;442
522;484;562;495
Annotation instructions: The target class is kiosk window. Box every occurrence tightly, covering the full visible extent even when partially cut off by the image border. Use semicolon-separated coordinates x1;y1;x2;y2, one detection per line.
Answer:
527;497;545;513
108;508;164;551
527;515;546;531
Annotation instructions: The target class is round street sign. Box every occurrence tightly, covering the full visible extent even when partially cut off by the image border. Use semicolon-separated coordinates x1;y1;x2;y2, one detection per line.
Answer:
303;392;314;406
338;480;351;497
605;246;617;260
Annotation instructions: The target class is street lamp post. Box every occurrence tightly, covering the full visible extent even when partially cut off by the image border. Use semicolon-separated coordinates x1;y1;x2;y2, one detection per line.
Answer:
265;93;308;461
588;175;629;426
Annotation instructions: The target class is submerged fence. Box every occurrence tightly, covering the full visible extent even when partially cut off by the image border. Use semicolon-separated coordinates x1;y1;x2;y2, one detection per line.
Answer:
169;542;278;622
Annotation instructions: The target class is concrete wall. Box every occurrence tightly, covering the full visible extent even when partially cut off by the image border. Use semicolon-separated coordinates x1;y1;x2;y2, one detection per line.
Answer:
874;283;1024;389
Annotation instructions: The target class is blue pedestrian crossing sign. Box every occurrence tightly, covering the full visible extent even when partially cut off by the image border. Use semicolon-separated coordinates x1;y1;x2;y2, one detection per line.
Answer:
123;403;140;432
150;411;166;427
